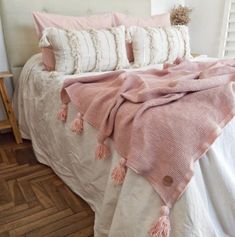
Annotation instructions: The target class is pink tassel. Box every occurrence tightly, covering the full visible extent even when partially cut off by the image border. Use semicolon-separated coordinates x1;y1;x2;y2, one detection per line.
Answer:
148;206;171;237
95;143;111;160
174;57;183;65
57;104;68;122
111;157;127;184
71;113;84;134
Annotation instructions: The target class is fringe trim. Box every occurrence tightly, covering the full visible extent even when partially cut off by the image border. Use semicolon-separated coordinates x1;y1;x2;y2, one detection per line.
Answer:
148;205;171;237
111;157;127;185
110;25;130;70
90;29;102;72
39;28;52;48
95;143;111;160
126;26;137;43
66;30;82;74
71;112;84;134
57;104;68;122
176;25;192;59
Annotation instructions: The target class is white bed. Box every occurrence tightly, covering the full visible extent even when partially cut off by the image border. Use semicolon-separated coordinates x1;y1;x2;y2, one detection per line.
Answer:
14;53;235;237
1;0;235;236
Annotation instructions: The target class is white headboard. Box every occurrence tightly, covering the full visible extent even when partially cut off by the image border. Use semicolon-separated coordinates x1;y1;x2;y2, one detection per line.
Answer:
0;0;155;80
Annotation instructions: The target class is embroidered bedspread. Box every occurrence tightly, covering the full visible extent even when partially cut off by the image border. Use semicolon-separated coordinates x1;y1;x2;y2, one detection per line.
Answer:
59;59;235;236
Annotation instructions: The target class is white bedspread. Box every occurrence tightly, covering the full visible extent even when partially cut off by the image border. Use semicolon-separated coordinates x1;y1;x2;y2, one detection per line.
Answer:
14;54;235;237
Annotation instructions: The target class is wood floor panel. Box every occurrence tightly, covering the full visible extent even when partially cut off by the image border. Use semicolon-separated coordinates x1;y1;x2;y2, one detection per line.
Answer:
7;180;25;205
0;205;42;224
0;207;57;234
0;232;10;237
0;202;15;212
40;181;68;211
0;204;29;217
26;211;89;237
0;133;95;236
9;209;73;237
17;168;53;182
67;226;94;237
43;216;94;237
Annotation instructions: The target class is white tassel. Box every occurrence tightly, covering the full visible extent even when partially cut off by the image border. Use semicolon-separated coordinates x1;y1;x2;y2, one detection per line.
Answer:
39;28;52;48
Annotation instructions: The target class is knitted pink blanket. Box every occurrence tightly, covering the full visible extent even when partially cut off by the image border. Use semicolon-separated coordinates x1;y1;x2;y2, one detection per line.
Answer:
59;59;235;236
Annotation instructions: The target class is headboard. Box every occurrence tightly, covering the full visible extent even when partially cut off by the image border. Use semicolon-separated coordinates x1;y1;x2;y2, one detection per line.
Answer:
0;0;154;81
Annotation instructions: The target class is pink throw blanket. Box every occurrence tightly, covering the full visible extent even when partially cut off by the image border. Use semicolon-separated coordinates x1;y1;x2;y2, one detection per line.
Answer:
59;59;235;236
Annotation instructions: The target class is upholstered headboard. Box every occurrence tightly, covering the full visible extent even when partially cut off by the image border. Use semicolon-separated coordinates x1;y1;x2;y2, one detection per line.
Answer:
0;0;156;81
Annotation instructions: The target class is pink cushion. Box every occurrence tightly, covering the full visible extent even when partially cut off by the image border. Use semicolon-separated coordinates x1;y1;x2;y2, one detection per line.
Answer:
33;11;115;70
113;12;171;62
113;12;171;27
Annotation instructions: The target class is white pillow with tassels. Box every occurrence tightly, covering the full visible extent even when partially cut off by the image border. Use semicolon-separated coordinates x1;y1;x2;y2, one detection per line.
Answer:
127;25;192;67
39;25;130;74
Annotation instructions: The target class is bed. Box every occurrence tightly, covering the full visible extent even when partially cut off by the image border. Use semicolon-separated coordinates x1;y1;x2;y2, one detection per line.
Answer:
1;1;235;237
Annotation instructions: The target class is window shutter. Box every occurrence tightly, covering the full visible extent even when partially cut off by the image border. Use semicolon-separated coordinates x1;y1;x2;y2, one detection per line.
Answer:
219;0;235;57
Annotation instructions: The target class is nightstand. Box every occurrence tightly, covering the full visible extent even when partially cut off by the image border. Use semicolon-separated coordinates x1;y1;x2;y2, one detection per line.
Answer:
0;72;22;144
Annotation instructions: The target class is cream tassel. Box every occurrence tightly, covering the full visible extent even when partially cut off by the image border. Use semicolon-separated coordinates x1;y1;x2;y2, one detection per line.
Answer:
39;28;51;47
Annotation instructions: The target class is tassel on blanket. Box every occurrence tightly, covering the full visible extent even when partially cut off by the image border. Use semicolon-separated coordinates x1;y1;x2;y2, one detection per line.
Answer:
148;205;171;237
111;157;127;185
95;143;111;160
57;104;68;122
39;28;51;48
163;57;183;69
71;112;84;134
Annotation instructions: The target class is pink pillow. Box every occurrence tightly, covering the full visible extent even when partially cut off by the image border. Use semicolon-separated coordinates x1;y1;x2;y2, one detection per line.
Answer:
33;11;115;71
113;12;171;62
113;12;171;28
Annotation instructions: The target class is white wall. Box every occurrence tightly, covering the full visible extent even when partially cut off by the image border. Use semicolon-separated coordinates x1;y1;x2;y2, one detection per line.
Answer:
152;0;225;57
151;0;185;14
187;0;225;57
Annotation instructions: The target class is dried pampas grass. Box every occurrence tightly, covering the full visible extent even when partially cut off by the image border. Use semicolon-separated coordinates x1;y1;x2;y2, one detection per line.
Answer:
171;5;192;25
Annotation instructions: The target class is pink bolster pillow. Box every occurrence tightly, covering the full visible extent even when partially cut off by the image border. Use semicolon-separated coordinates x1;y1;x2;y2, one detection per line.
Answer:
113;12;171;62
33;11;115;71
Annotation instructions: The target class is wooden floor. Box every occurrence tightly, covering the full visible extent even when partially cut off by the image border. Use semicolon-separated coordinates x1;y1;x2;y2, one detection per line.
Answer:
0;133;94;237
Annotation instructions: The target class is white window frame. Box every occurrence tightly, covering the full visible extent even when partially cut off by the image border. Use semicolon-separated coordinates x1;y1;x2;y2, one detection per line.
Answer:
219;0;235;57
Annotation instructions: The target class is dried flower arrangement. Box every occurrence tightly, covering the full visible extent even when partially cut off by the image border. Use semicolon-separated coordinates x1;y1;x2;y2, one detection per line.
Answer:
170;5;192;25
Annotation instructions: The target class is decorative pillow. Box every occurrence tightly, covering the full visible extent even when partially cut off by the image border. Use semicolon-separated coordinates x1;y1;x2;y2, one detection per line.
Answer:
128;25;192;67
33;11;115;70
113;12;171;62
39;25;129;74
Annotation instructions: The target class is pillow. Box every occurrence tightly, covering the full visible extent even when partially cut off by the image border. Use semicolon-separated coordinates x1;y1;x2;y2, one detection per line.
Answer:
113;12;171;62
113;12;171;27
39;25;129;74
33;11;115;70
128;25;192;67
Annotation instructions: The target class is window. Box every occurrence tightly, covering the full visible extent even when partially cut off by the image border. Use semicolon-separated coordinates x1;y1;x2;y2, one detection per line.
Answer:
219;0;235;57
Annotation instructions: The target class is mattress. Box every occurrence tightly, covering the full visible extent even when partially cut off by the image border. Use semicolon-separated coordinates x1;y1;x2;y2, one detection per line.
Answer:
14;54;235;237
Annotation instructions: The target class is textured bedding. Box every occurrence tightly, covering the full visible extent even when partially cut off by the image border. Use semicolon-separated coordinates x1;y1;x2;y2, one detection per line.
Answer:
14;54;235;237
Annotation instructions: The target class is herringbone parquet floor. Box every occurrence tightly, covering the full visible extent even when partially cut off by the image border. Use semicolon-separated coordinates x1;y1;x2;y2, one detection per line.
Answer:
0;133;94;237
